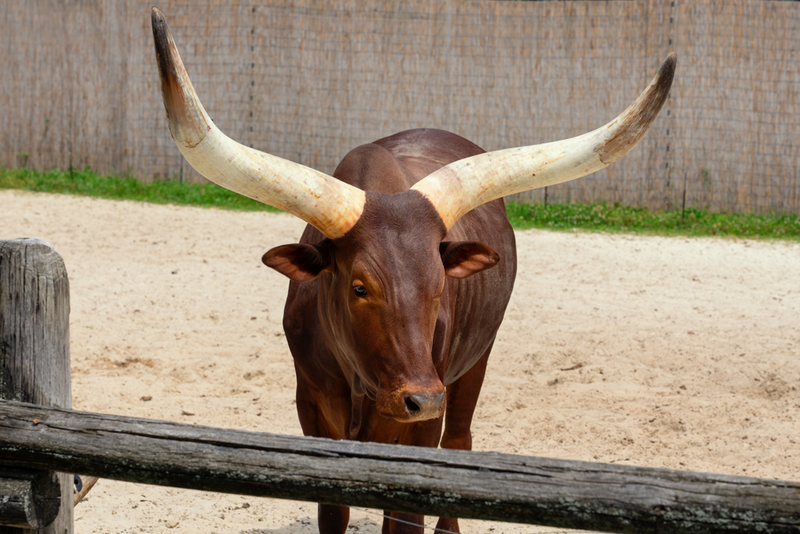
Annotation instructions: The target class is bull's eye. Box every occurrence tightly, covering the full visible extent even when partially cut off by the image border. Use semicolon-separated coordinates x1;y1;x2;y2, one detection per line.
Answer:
353;285;368;298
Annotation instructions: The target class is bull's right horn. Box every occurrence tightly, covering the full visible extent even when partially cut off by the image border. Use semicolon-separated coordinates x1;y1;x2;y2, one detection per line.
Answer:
413;53;677;231
151;8;365;240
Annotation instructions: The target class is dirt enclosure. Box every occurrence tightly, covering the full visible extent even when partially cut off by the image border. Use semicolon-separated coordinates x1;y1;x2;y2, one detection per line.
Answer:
2;189;799;533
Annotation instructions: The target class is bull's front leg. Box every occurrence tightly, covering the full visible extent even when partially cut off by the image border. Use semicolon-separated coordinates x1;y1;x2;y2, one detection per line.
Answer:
436;345;492;533
319;504;350;534
382;511;424;534
293;375;353;534
359;414;444;533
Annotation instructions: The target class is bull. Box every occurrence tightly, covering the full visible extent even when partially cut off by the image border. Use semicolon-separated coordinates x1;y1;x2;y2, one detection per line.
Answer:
151;8;675;533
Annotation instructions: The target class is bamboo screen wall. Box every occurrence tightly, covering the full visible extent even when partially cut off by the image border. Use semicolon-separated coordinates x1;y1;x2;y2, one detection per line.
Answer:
2;1;799;214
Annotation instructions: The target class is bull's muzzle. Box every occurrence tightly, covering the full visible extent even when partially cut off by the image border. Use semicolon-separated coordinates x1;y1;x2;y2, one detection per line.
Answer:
403;390;446;421
378;383;445;423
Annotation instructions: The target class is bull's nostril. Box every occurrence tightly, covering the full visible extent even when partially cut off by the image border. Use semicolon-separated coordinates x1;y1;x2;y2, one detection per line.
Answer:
404;395;421;414
398;391;444;420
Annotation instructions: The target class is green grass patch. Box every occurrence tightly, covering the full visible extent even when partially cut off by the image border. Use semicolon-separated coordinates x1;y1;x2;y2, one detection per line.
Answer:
506;201;800;240
3;167;799;240
0;167;280;212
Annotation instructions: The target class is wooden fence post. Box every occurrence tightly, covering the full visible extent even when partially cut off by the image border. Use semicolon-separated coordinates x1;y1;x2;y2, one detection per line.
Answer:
0;239;73;534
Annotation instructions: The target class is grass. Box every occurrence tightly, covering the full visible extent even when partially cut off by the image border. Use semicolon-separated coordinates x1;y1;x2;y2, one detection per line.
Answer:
3;167;799;240
505;201;800;240
0;166;280;212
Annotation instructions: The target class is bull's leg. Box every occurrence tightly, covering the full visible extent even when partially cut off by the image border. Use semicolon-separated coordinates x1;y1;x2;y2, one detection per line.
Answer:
294;379;351;534
382;511;424;534
302;403;351;534
319;504;350;534
370;417;443;534
435;343;493;533
440;345;490;450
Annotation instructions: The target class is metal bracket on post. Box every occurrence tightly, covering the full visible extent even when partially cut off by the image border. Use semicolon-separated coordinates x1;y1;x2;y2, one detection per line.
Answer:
0;467;61;529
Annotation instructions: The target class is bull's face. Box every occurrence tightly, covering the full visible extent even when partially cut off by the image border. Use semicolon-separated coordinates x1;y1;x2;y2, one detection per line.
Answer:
263;191;499;422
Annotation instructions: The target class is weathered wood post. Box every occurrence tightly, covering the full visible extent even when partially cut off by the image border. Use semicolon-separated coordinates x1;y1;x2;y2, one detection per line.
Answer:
0;239;73;534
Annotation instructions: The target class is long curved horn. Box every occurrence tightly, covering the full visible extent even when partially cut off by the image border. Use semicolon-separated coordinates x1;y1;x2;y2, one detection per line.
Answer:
150;8;364;239
412;53;677;231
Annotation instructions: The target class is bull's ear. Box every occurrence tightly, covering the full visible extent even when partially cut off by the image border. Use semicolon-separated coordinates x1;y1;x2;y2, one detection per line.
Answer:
440;241;500;279
262;241;333;282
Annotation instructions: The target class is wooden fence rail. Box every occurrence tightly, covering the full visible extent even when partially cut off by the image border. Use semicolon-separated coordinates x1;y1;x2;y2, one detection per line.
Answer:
2;400;800;534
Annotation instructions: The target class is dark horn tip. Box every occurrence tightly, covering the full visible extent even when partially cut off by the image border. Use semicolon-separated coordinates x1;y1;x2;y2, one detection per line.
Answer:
151;7;171;58
663;51;677;73
656;52;677;92
150;6;177;108
596;52;677;165
151;7;167;34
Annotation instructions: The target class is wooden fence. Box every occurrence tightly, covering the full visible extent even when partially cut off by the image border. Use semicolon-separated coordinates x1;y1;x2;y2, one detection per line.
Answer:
1;1;799;215
4;400;800;534
2;239;800;533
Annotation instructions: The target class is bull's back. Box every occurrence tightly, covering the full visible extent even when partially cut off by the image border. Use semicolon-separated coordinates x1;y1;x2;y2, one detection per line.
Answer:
332;128;486;193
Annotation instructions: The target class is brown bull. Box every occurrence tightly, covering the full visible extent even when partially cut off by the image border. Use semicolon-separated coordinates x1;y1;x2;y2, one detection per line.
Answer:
151;8;675;533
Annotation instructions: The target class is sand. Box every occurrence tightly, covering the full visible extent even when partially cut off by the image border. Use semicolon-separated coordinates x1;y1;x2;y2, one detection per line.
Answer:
2;189;798;533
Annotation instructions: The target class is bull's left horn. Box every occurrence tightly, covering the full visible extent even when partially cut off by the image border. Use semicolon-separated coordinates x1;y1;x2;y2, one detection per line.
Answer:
412;53;677;231
151;8;365;239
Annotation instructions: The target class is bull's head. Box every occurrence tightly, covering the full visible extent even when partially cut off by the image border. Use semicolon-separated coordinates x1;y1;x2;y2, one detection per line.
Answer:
151;8;675;423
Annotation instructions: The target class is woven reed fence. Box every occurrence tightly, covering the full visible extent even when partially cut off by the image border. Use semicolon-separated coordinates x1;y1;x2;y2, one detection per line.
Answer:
2;0;799;214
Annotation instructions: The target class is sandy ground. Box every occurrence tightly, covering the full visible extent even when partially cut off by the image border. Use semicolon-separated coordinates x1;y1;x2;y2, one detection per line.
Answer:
2;189;799;534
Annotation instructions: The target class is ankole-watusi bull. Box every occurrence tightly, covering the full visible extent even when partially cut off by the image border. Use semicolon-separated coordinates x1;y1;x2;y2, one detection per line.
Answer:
151;8;675;533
